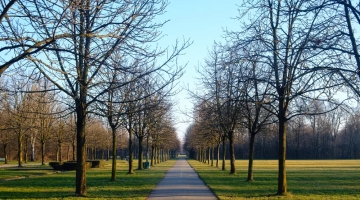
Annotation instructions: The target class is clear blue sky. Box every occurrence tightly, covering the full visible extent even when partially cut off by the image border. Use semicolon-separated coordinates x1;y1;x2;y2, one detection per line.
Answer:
157;1;241;141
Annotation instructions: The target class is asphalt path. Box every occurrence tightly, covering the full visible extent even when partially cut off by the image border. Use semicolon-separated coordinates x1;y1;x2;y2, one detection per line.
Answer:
147;157;218;200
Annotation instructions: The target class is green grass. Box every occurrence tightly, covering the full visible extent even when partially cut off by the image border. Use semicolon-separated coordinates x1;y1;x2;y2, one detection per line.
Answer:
0;159;177;199
188;159;360;200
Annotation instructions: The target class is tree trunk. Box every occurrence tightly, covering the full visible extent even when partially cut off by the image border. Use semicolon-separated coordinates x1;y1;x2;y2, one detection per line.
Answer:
277;109;287;195
151;145;155;166
203;148;205;162
247;132;256;181
216;143;220;168
222;137;226;170
30;137;35;162
111;126;117;181
137;136;144;170
146;135;149;162
161;148;164;162
41;141;46;165
56;147;59;161
158;147;161;163
17;131;23;167
199;148;202;162
211;146;214;166
128;131;134;174
72;141;76;161
196;149;199;161
24;138;28;163
59;142;63;162
92;148;95;160
106;147;109;161
67;146;70;161
4;144;8;164
75;100;87;196
207;147;210;164
229;131;236;174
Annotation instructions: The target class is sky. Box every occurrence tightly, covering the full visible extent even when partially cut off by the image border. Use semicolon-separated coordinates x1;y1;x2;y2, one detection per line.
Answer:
156;1;242;141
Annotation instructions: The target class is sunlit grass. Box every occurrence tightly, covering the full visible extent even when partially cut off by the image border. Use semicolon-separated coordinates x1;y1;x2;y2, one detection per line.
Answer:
188;159;360;200
0;159;177;199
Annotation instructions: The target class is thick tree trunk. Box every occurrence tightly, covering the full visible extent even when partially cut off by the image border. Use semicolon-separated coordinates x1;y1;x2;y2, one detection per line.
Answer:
222;137;226;171
229;131;236;174
137;136;144;170
111;126;116;181
277;109;287;195
75;101;87;196
247;132;256;181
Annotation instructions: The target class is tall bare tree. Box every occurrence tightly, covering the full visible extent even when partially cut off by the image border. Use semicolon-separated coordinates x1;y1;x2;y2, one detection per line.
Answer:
196;45;245;174
7;0;189;195
229;0;347;194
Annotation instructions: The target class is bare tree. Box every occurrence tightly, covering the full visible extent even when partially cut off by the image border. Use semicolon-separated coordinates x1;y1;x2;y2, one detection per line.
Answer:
196;45;245;174
7;0;189;195
0;87;14;164
230;0;347;194
31;80;57;165
4;80;34;167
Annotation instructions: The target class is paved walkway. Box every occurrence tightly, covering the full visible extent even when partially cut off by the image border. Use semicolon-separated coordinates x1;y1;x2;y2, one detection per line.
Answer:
147;157;218;200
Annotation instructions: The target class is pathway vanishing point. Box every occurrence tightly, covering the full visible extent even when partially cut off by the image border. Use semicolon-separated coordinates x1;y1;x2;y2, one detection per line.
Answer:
147;157;218;200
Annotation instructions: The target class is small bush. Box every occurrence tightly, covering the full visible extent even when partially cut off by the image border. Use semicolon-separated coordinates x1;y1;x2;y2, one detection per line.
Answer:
48;162;63;170
88;160;105;168
49;161;92;171
62;161;92;171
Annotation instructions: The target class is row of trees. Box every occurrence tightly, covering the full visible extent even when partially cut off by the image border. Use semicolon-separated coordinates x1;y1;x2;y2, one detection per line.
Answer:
0;76;181;174
185;0;360;196
0;0;188;196
185;103;360;159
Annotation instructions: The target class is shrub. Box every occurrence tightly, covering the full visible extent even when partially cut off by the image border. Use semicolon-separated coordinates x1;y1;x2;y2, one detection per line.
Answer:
49;161;92;171
87;160;105;168
48;162;64;170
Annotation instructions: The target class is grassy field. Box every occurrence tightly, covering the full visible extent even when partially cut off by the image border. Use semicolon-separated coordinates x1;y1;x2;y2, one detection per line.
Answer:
188;159;360;200
0;159;177;200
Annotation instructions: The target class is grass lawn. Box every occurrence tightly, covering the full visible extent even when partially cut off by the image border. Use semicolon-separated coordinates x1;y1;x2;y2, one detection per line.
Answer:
188;159;360;200
0;159;177;200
